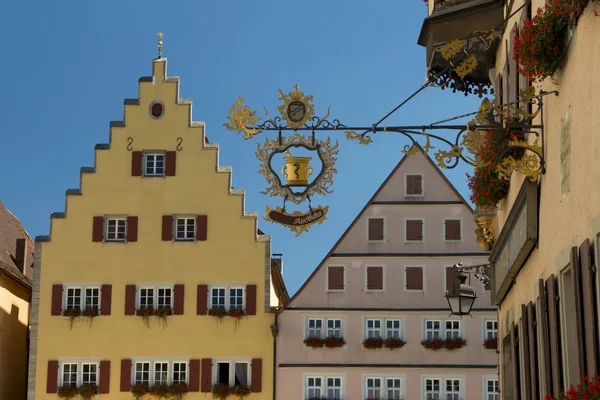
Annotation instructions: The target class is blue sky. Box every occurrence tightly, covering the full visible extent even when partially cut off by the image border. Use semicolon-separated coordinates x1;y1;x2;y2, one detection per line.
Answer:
0;1;481;295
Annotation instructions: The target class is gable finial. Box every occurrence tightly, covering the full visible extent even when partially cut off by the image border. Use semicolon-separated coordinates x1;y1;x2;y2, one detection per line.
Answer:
157;32;163;59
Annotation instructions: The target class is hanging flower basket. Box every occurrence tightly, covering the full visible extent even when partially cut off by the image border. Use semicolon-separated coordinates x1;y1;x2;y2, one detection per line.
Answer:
323;336;346;348
78;383;99;400
212;383;231;399
62;308;81;330
362;337;384;350
445;337;467;351
483;337;498;350
81;308;99;328
421;338;446;351
57;386;79;399
230;385;252;398
303;337;325;348
208;307;228;320
384;337;407;350
154;307;173;329
136;307;154;328
130;383;149;400
546;374;600;399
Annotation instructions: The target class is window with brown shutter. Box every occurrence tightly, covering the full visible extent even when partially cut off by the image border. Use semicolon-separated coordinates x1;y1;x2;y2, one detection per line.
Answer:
124;285;136;316
189;359;200;392
367;218;384;241
444;220;461;241
527;302;539;400
245;285;257;315
92;216;104;242
174;284;184;315
120;359;132;392
47;360;59;393
201;359;212;392
406;174;423;195
99;361;110;394
162;215;173;241
405;266;424;290
366;266;383;291
251;359;262;392
165;151;176;176
521;306;532;400
197;285;208;315
538;279;552;396
51;284;63;315
406;219;423;242
131;151;143;177
511;322;521;400
327;266;345;291
196;215;208;241
571;246;586;378
127;216;138;242
100;285;112;316
578;239;598;377
546;275;563;396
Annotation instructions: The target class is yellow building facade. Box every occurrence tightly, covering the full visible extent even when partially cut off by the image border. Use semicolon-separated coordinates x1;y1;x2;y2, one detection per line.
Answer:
28;58;284;400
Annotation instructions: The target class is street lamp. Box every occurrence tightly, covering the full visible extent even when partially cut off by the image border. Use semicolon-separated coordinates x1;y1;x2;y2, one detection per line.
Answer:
445;263;490;317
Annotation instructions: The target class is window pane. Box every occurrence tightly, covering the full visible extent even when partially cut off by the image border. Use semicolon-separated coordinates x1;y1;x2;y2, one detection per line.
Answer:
229;288;244;310
135;362;150;385
172;362;187;384
85;288;99;311
327;319;342;338
82;364;97;385
66;288;81;310
233;363;248;386
308;319;322;338
307;377;322;398
158;288;172;308
62;364;78;387
217;363;229;385
154;362;169;385
366;319;382;338
176;218;195;241
211;288;226;310
140;288;154;308
386;320;401;339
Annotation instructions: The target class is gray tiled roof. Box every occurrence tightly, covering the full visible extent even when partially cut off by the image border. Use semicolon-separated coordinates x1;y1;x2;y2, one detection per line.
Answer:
0;200;33;288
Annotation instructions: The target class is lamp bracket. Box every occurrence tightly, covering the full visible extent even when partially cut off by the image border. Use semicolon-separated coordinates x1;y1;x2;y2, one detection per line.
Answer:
453;262;490;286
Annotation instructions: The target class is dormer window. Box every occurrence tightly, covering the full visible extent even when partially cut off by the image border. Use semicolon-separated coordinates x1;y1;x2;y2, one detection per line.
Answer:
144;153;165;176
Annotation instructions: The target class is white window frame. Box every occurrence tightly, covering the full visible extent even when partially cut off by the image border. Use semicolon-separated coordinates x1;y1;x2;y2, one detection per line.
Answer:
424;319;441;340
303;374;346;400
58;359;101;387
137;285;174;310
421;375;464;400
366;216;386;243
423;317;464;340
404;173;424;197
424;377;441;400
363;375;406;400
325;376;343;399
105;216;127;242
131;359;190;386
174;215;196;242
326;319;342;338
143;152;166;177
445;320;460;339
385;319;402;339
365;319;382;339
365;265;385;292
305;316;344;339
404;217;425;244
208;285;246;311
484;319;498;340
404;264;426;292
212;358;252;387
153;361;169;385
63;284;103;314
172;362;187;385
482;376;499;400
444;378;461;400
307;318;323;338
364;317;404;340
442;217;463;243
325;265;346;293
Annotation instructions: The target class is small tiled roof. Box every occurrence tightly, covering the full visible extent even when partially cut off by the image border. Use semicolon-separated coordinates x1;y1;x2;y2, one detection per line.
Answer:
0;200;33;288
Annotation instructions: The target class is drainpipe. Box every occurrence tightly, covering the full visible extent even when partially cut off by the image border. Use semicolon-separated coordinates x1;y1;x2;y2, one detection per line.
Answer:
271;309;280;400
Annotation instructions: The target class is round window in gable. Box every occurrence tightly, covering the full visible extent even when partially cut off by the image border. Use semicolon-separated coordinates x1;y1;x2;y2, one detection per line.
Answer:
149;101;165;119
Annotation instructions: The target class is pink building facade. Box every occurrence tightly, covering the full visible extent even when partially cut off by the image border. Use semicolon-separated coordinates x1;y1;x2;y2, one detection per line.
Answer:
277;146;498;400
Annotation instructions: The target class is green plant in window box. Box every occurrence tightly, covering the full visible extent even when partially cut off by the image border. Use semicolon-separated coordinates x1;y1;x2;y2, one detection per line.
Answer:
168;383;189;399
154;307;173;329
136;307;154;328
57;386;79;399
212;383;231;399
230;385;252;398
130;383;149;400
78;383;99;400
208;307;228;321
81;307;99;328
62;308;81;330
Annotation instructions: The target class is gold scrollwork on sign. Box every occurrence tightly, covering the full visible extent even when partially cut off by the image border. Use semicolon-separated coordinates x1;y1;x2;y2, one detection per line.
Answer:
435;145;463;169
441;39;465;60
264;205;329;236
345;130;372;145
277;85;316;129
496;154;541;182
454;54;479;80
224;97;263;139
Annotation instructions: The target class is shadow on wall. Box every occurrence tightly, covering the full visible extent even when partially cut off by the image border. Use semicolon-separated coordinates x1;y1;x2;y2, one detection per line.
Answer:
0;302;28;400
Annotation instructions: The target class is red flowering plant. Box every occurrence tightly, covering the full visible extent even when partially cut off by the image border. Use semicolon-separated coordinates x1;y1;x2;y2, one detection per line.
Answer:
514;0;592;82
212;383;231;399
323;336;346;348
57;386;79;399
228;308;246;320
136;307;154;328
78;383;99;400
546;375;600;399
384;337;407;350
421;338;446;351
208;307;228;320
81;307;99;328
303;337;325;348
483;337;498;350
154;307;173;329
169;383;189;399
62;308;81;330
444;337;467;351
230;384;252;398
363;337;385;350
130;383;149;400
148;383;171;398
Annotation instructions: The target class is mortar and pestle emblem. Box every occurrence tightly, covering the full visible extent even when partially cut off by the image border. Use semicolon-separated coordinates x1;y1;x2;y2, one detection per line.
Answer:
281;150;313;186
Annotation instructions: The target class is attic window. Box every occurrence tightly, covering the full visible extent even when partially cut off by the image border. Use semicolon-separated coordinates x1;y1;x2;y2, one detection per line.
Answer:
149;101;164;119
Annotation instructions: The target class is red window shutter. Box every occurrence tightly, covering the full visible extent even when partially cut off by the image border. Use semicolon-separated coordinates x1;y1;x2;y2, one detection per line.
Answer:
446;266;457;291
546;275;563;396
521;306;532;400
46;360;58;393
51;284;63;316
406;220;423;241
162;215;173;241
101;284;112;316
579;239;598;377
405;267;423;290
538;279;552;396
328;266;345;290
92;216;104;242
174;284;184;315
368;218;384;241
251;358;262;392
366;266;383;290
527;302;539;400
120;359;132;392
165;151;176;176
189;359;200;392
131;151;143;177
197;215;208;241
127;216;138;242
201;358;212;393
445;220;461;241
571;246;585;378
407;175;422;195
124;285;136;316
197;285;208;315
99;360;110;394
246;284;257;315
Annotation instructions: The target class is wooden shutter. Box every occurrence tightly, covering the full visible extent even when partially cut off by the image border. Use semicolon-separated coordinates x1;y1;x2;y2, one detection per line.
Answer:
174;284;184;315
538;279;552;396
197;215;208;241
92;216;104;242
368;218;384;241
546;275;563;396
406;220;423;241
120;359;131;392
197;285;208;315
571;246;585;377
246;284;257;315
124;285;136;316
165;151;176;176
579;239;598;376
201;358;212;393
328;266;345;290
131;151;143;176
51;284;63;315
527;302;539;400
101;284;112;316
189;359;200;392
99;360;110;394
405;267;423;290
251;358;262;392
520;307;532;400
127;216;138;242
407;175;422;195
162;215;173;241
445;220;461;241
510;322;521;400
46;360;58;393
366;266;383;290
446;266;457;291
